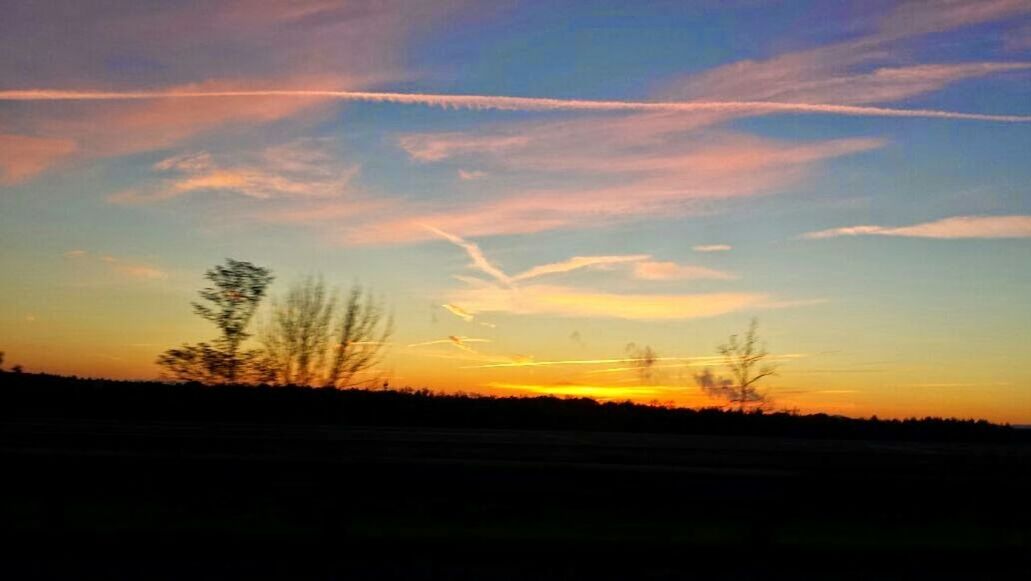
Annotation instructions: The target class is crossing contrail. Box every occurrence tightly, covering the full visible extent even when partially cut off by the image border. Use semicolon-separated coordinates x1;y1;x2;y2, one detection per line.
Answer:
1;89;1029;122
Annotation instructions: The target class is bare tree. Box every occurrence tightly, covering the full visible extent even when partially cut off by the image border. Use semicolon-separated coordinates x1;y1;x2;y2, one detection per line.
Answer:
625;342;659;383
157;259;274;384
0;350;4;371
261;276;336;386
325;285;393;388
695;318;775;410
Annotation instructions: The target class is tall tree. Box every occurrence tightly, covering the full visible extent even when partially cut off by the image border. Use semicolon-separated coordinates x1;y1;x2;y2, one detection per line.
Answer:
694;318;775;410
260;276;336;386
157;259;274;384
325;285;393;388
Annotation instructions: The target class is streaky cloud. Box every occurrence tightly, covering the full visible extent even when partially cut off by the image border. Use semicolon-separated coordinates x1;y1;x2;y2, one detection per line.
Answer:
512;255;651;282
2;89;1029;122
424;225;512;285
803;215;1031;240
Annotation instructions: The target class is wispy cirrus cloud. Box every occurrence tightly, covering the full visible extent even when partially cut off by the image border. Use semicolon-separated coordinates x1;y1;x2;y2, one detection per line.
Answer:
803;215;1031;240
350;133;884;243
425;225;512;285
426;226;802;321
457;169;487;181
450;283;767;321
408;335;491;353
663;0;1031;107
693;244;732;253
0;1;473;183
512;255;651;282
632;261;737;281
63;250;168;280
0;134;77;185
109;139;358;204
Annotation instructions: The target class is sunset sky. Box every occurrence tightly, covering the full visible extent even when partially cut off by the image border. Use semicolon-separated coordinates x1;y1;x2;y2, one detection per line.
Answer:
1;1;1030;422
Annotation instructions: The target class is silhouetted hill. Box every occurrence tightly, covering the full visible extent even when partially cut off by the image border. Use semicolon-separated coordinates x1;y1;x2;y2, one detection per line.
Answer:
0;372;1021;443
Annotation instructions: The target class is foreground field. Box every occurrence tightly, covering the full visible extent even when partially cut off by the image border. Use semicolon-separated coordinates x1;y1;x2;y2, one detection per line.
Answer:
1;374;1028;578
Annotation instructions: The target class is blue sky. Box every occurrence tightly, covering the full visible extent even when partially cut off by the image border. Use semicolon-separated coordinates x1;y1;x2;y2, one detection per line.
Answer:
1;0;1030;421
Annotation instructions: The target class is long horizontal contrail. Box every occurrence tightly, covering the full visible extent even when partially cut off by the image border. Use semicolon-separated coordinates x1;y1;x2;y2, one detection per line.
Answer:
1;89;1029;122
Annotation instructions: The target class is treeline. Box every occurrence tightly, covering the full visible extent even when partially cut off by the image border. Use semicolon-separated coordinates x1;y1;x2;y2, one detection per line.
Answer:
1;372;1022;444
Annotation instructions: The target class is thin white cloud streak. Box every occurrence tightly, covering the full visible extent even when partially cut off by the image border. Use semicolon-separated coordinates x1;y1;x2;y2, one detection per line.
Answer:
512;255;651;282
441;303;475;322
426;227;654;285
2;89;1029;122
693;244;732;252
802;215;1031;239
466;355;724;370
407;336;491;348
424;225;512;285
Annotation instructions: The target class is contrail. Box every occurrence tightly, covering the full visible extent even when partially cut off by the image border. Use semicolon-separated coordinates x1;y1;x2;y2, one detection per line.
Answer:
1;89;1028;122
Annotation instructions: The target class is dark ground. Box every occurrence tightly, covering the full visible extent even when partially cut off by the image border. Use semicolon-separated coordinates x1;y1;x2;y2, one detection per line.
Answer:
1;373;1029;579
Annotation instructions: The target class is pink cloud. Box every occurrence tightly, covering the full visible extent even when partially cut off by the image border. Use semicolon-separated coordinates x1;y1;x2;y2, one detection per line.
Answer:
0;1;477;181
347;134;884;244
0;134;76;184
110;139;360;204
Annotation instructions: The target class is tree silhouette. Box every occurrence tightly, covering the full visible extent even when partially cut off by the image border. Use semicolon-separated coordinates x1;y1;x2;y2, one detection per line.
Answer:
625;343;659;383
695;318;775;410
157;259;274;384
325;285;393;388
261;275;337;386
0;350;5;371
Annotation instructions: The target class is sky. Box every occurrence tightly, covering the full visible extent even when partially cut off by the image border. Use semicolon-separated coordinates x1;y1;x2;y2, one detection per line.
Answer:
1;0;1030;422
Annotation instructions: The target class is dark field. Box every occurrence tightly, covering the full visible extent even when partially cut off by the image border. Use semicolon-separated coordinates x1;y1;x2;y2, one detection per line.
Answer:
1;373;1029;579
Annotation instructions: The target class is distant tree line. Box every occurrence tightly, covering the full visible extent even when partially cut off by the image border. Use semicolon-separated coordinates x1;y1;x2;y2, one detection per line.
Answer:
157;259;391;388
0;372;1021;444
